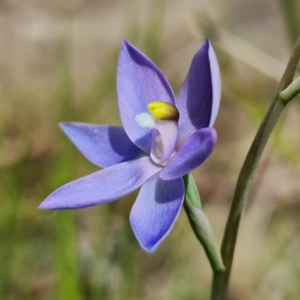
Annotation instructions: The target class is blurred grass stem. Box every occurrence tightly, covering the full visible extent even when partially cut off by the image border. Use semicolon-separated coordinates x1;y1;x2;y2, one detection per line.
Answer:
52;17;82;300
279;0;300;47
211;37;300;300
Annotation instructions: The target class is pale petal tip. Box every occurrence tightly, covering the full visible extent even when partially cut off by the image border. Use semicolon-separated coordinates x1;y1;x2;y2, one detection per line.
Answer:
133;227;175;253
130;213;164;253
38;196;63;210
59;122;77;134
121;38;134;52
142;243;158;253
121;37;129;44
38;201;52;210
132;234;161;253
59;122;67;128
37;203;45;210
59;122;69;132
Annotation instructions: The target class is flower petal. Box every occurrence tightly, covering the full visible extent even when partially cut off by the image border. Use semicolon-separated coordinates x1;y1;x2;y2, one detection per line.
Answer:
60;123;145;168
160;128;217;180
177;39;221;147
130;173;184;252
150;120;178;165
39;157;161;210
117;39;176;153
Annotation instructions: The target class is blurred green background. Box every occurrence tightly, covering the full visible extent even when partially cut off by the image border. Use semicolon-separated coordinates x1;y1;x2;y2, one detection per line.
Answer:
0;0;300;299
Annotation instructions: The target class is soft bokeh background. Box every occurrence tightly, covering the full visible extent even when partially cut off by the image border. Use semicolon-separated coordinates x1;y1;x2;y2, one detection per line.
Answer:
1;0;300;299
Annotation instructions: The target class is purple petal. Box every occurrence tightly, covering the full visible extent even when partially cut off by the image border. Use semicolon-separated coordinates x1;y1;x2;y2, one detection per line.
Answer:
130;173;184;252
60;123;145;168
39;157;161;210
117;39;176;153
177;39;221;147
150;120;178;165
160;128;217;180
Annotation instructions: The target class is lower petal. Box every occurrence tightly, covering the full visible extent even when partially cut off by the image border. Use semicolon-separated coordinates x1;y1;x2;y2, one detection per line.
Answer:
160;128;217;180
39;157;161;210
130;173;184;252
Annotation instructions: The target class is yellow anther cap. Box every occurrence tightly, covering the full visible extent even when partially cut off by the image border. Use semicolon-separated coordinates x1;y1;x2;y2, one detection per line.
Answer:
147;101;179;120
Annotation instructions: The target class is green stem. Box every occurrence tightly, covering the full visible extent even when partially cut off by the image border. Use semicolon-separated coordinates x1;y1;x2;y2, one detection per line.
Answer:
211;37;300;300
280;75;300;102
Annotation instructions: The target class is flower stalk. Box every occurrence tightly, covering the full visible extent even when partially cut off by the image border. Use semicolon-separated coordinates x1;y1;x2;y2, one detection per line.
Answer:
183;174;225;273
210;36;300;300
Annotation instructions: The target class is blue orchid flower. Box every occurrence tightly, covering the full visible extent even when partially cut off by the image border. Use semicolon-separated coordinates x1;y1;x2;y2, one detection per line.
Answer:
39;39;221;252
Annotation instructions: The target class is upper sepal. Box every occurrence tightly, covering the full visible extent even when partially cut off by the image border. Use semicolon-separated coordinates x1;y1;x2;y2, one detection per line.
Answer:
117;39;176;153
176;39;221;147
